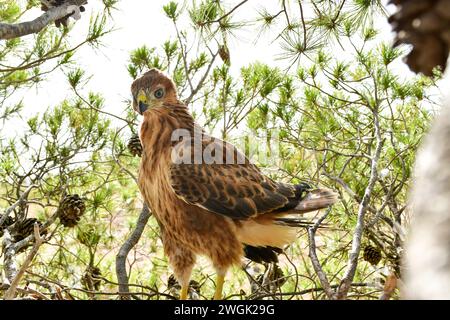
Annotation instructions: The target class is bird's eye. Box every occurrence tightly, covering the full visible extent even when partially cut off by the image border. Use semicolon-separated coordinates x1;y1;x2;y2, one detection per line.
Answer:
154;88;164;99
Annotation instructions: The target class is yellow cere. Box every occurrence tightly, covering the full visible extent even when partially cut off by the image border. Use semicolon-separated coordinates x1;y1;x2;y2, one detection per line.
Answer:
138;90;148;104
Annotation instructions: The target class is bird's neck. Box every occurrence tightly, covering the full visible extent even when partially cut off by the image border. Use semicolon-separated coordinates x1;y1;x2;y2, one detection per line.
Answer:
166;101;197;132
139;101;200;163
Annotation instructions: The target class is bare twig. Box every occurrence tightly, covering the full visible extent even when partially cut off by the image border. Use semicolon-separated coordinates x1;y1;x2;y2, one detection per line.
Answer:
115;204;151;299
173;21;194;93
185;50;219;105
209;0;249;24
250;282;373;300
308;207;335;299
0;184;37;225
336;107;384;299
297;0;307;46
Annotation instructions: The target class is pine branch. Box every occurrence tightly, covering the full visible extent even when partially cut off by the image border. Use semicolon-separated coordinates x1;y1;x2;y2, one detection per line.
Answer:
0;1;86;40
208;0;249;24
336;106;384;299
4;223;44;300
308;207;336;299
0;184;37;226
115;204;151;299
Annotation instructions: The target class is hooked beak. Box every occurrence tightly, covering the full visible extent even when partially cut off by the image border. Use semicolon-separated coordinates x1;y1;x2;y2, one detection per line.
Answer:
138;101;149;114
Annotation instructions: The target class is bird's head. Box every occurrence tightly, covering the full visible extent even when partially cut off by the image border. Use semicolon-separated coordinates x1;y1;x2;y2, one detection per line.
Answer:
130;68;178;115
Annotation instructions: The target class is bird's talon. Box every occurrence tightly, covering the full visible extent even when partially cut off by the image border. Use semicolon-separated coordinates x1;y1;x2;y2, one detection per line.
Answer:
66;5;81;20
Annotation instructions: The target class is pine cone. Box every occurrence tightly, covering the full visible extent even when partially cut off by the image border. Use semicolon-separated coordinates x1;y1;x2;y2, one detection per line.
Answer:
218;44;231;65
255;264;286;289
81;266;102;291
167;274;201;299
59;194;86;227
13;218;44;241
271;264;286;287
388;0;450;75
363;245;382;266
127;134;143;157
0;214;15;238
167;274;178;289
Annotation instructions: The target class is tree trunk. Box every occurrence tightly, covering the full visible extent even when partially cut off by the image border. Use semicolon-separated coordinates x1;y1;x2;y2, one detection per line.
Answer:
404;99;450;299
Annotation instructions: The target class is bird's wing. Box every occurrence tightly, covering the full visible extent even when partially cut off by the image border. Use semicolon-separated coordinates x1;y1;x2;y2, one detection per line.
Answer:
169;135;296;219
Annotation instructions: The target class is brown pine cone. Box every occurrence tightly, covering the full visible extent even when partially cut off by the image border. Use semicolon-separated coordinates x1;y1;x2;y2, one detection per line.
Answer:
167;274;201;299
81;266;102;291
13;218;45;241
389;0;450;75
59;194;86;227
127;134;143;157
0;214;15;237
363;245;382;266
219;44;231;65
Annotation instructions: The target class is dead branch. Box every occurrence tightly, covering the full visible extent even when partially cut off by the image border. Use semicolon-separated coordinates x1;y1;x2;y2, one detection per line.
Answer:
0;184;37;226
2;205;60;287
336;107;384;299
308;207;336;299
251;282;373;300
0;1;86;40
115;204;151;299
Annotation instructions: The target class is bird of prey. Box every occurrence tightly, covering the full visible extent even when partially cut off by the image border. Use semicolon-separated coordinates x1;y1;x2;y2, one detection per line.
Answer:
131;69;338;300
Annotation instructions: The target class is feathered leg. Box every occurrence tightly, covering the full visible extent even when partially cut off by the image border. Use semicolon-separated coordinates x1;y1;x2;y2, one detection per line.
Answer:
173;258;194;300
165;240;196;300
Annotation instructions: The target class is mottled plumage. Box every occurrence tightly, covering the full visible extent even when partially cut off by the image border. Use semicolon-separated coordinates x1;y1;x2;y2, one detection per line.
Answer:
131;68;338;299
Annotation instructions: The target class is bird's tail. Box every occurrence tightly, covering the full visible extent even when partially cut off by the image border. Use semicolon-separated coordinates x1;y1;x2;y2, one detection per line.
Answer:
272;188;339;228
294;188;338;213
239;188;339;261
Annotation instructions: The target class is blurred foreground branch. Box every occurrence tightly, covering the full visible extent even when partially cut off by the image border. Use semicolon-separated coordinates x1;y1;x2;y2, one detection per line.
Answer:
404;102;450;298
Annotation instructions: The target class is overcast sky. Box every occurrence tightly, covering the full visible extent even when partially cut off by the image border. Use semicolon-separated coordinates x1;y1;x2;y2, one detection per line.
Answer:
16;1;287;117
3;0;449;135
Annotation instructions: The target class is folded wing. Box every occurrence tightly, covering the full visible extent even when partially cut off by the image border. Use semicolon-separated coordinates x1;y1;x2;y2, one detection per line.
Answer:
169;136;295;219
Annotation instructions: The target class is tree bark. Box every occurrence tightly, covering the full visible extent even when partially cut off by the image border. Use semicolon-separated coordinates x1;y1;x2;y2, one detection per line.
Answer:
336;107;384;299
0;1;86;40
115;204;151;299
404;100;450;299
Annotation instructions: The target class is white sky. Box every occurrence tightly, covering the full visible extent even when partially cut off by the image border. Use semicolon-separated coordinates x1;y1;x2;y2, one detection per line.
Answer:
2;0;450;135
14;1;290;116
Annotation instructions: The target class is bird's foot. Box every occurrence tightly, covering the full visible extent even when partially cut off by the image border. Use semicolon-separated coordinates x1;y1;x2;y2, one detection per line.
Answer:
180;285;189;300
295;182;312;198
213;274;225;300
